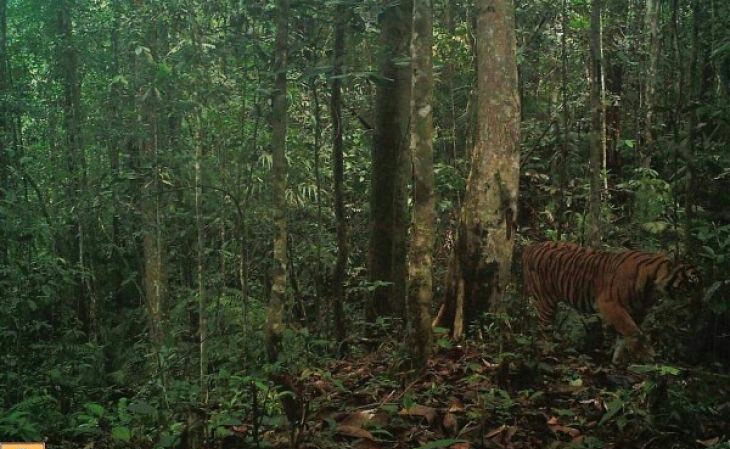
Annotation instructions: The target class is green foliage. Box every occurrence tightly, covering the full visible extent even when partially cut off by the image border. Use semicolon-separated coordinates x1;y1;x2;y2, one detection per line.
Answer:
0;0;728;447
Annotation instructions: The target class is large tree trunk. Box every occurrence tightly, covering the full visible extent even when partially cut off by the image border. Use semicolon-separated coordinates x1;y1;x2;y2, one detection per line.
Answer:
642;0;660;167
408;0;434;368
434;0;521;339
368;0;412;320
330;3;348;346
587;0;604;247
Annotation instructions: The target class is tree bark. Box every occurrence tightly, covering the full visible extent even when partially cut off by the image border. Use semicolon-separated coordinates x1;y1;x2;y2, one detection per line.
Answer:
57;0;95;338
0;0;9;216
642;0;660;167
330;3;348;347
557;0;570;239
135;3;167;349
267;0;289;366
434;0;521;338
408;0;434;368
685;0;704;253
587;0;604;247
194;113;207;449
310;77;324;323
368;0;412;320
265;0;301;430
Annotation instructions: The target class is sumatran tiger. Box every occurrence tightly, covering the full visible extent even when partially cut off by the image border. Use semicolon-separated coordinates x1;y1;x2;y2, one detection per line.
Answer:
522;241;702;363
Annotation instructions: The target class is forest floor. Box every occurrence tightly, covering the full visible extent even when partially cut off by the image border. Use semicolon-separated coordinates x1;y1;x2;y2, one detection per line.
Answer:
233;335;730;449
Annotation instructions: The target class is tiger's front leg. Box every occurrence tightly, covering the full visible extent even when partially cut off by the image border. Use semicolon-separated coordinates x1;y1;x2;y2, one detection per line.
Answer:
595;295;653;364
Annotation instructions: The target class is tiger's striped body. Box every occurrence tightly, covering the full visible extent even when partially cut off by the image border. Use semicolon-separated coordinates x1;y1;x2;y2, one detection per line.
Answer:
522;241;701;362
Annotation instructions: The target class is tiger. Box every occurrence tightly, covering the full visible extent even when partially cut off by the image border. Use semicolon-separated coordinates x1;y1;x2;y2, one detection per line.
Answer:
522;241;702;363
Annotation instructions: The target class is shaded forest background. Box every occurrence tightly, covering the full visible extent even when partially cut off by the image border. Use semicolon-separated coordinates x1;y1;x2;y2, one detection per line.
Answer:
1;0;729;448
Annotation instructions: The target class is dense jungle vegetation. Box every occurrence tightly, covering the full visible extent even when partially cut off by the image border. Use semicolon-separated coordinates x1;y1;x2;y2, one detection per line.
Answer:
0;0;729;448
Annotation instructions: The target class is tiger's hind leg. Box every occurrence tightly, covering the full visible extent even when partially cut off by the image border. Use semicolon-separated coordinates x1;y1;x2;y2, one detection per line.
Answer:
533;295;560;355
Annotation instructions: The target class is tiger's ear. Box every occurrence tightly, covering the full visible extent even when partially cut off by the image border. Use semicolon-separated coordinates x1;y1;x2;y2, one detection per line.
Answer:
666;248;680;263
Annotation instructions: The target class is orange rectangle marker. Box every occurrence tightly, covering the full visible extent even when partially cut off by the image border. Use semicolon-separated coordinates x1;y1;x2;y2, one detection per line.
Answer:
1;443;46;449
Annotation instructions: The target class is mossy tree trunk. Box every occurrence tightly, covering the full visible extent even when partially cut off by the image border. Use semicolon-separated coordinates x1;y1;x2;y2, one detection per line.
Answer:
408;0;434;368
642;0;660;168
587;0;604;247
265;0;301;433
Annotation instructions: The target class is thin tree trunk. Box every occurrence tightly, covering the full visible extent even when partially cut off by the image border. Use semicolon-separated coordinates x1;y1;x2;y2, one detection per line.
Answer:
443;0;458;161
685;0;702;253
330;3;348;347
194;113;207;449
266;0;301;432
408;0;434;368
368;0;412;320
587;0;604;247
557;0;570;239
311;78;324;324
57;0;95;338
642;0;660;167
108;0;125;311
267;0;289;366
434;0;521;337
0;0;9;222
136;4;167;350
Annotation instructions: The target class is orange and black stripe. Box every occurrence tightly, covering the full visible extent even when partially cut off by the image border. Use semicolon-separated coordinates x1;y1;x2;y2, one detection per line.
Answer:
523;241;699;326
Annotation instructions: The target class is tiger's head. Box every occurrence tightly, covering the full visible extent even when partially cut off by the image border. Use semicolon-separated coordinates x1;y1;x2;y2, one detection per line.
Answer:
657;263;703;304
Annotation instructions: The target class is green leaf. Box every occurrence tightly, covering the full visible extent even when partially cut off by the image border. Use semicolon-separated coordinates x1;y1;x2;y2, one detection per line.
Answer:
629;364;681;376
416;439;467;449
85;403;105;417
641;221;668;234
128;400;156;416
159;434;179;448
112;426;131;442
599;399;624;426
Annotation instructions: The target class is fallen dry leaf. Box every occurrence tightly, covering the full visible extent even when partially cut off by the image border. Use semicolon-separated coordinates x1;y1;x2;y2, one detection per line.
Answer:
448;396;465;413
547;416;581;438
486;424;508;439
399;404;438;425
337;424;375;440
354;439;384;449
230;424;248;435
549;424;581;438
450;443;471;449
485;424;518;445
341;410;377;428
697;437;720;447
442;412;458;434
